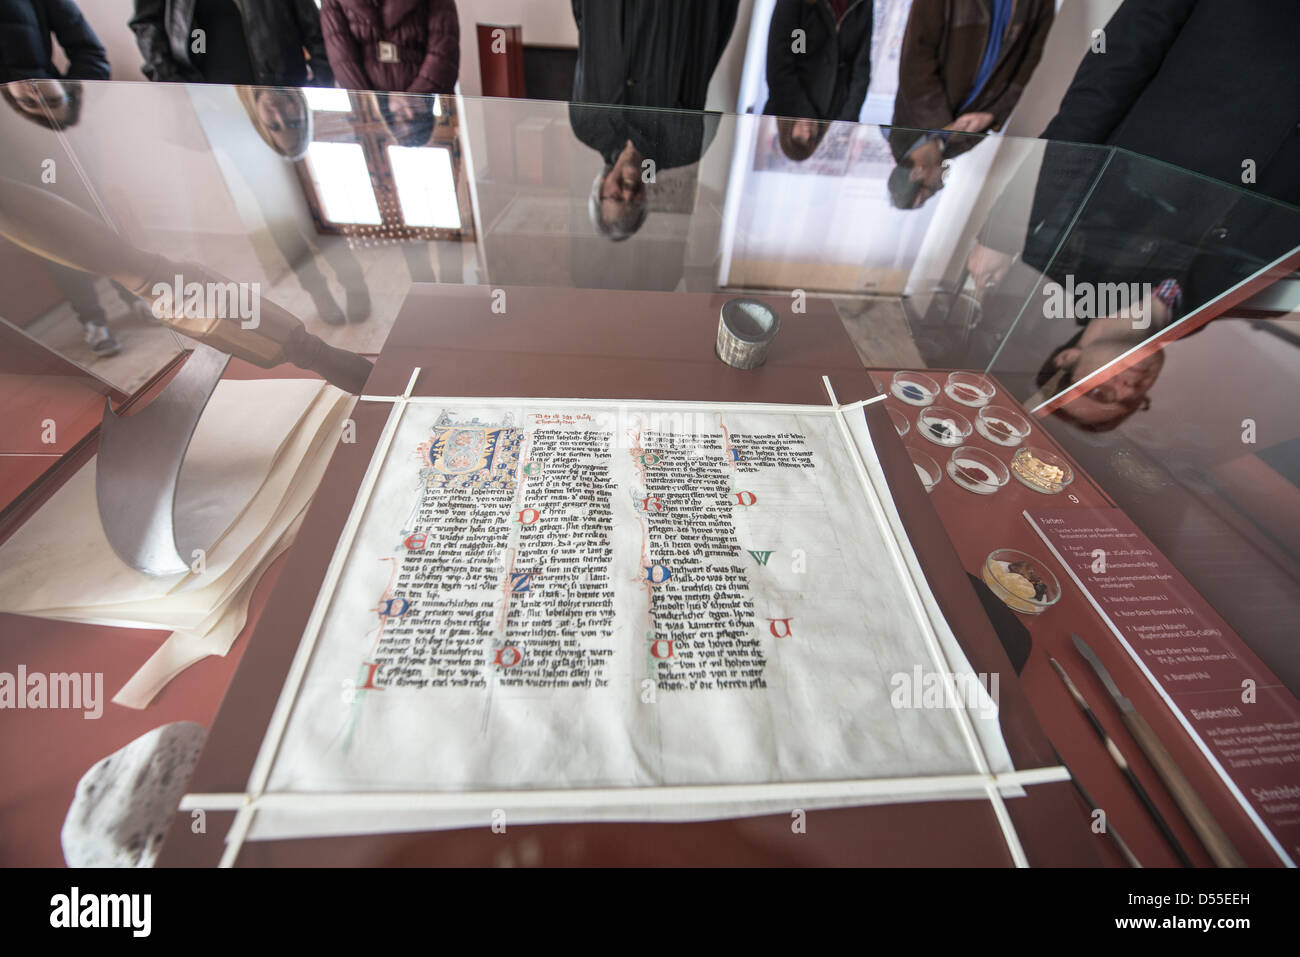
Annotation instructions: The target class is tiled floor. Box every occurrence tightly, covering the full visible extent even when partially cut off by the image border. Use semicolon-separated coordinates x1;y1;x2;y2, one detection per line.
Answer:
832;295;925;370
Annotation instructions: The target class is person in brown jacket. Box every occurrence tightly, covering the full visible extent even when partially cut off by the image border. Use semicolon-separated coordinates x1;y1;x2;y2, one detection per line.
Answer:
320;0;459;95
888;0;1053;209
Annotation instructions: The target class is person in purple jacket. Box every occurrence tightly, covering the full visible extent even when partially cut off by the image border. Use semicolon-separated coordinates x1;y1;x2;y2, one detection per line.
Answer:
320;0;459;96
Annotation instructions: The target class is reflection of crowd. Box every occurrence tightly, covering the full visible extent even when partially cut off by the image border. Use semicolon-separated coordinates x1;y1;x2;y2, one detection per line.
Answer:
760;0;1054;210
1;0;1297;428
0;0;1057;233
884;0;1053;209
973;1;1300;429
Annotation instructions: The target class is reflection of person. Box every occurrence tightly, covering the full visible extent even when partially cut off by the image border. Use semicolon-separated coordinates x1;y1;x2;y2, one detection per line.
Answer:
958;139;1221;393
374;91;452;283
235;87;371;325
0;0;106;128
237;85;312;158
1;78;82;129
886;144;948;210
1035;322;1169;433
970;0;1300;295
378;92;435;147
961;0;1300;428
0;2;141;356
130;0;333;86
321;0;459;95
887;0;1053;208
570;0;739;241
763;0;873;128
774;117;829;162
0;176;373;393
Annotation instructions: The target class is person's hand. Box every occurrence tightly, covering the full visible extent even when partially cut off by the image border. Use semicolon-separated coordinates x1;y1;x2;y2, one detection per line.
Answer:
948;112;995;134
967;242;1013;288
908;138;944;172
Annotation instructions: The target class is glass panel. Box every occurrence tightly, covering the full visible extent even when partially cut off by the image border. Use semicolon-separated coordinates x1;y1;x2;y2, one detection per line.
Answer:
2;82;1297;818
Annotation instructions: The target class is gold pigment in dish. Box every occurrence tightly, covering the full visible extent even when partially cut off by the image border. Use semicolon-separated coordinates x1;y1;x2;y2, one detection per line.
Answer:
1012;448;1068;492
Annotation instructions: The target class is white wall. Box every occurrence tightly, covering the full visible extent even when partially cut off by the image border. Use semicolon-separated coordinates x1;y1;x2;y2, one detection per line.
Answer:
68;0;145;81
1004;0;1123;137
704;0;756;114
456;0;578;98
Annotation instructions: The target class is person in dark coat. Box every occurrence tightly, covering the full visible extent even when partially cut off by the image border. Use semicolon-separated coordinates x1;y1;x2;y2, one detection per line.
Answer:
129;0;333;86
968;0;1300;429
0;0;105;128
1041;0;1300;209
320;0;458;95
0;0;107;84
887;0;1053;208
971;0;1300;298
763;0;872;160
569;0;739;241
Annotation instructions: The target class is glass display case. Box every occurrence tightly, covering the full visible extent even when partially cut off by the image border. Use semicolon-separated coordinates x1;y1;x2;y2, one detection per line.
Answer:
0;81;1296;869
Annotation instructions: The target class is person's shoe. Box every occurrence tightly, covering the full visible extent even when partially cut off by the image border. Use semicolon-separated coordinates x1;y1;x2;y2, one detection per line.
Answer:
83;322;121;357
131;297;157;323
311;291;346;325
346;287;372;323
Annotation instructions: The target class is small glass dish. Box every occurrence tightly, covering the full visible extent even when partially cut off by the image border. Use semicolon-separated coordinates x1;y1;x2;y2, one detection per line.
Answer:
918;405;972;447
1011;446;1074;494
907;447;941;493
891;371;940;407
944;371;996;407
946;446;1009;495
982;548;1061;615
976;405;1031;447
887;406;910;437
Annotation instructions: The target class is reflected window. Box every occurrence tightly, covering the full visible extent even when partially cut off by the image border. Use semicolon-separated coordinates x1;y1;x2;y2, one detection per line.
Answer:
292;91;474;242
388;145;460;229
302;87;353;113
305;142;383;224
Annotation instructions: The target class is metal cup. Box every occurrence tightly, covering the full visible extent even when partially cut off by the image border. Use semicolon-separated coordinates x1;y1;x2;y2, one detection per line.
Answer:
716;297;781;370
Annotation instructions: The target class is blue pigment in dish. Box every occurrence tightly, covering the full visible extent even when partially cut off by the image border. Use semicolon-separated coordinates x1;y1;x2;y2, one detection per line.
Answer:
901;384;925;401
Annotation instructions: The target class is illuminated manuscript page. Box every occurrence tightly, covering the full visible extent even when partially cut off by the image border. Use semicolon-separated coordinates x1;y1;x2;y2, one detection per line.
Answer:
249;400;1013;839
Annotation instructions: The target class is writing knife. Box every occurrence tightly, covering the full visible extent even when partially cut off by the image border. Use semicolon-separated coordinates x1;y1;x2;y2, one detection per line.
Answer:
1050;658;1180;866
1071;633;1246;868
1050;742;1142;868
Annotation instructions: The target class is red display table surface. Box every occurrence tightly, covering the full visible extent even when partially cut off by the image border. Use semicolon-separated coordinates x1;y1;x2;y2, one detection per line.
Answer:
870;369;1283;867
157;286;1092;867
